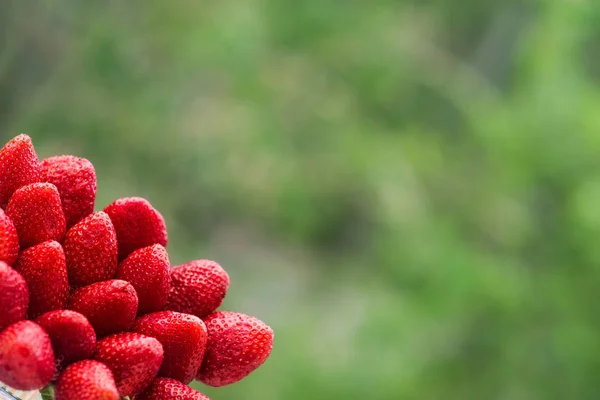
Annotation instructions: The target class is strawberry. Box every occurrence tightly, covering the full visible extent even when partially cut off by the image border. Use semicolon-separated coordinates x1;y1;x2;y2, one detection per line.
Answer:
42;155;97;229
197;311;274;387
5;182;66;248
0;134;43;208
95;332;164;397
116;244;171;315
63;211;118;287
136;377;211;400
0;208;19;265
54;360;119;400
0;320;55;390
133;311;207;384
68;280;138;337
104;197;168;260
36;310;96;371
0;261;29;331
15;241;69;318
166;259;230;319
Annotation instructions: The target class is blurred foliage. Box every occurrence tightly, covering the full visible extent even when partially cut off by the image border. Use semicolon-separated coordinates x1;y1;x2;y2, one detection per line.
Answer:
3;0;600;399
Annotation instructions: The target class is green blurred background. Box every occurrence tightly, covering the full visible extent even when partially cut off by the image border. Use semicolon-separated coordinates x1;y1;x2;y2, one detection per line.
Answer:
3;0;600;398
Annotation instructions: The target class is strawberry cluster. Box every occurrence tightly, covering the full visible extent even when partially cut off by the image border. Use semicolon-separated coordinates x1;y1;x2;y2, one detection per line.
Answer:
0;135;274;400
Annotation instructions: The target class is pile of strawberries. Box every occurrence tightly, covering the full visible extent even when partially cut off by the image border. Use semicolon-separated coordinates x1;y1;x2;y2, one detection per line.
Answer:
0;134;274;399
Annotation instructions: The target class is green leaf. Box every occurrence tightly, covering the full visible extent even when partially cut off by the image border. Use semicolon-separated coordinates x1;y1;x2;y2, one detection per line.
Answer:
40;386;53;400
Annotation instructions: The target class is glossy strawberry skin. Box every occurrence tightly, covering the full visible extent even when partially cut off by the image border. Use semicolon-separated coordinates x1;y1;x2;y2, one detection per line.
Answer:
0;320;55;390
116;244;171;315
42;155;97;229
95;332;164;397
104;197;168;261
166;260;229;319
63;211;118;288
36;310;96;371
0;134;43;208
54;360;119;400
0;261;29;331
133;311;207;384
68;280;139;338
0;208;19;265
15;241;69;318
198;311;274;387
5;182;66;248
136;377;211;400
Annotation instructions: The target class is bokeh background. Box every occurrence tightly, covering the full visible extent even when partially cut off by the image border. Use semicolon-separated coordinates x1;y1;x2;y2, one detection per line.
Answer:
2;1;600;399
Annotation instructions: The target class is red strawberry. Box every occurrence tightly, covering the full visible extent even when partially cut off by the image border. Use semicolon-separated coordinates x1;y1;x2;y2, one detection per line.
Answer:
197;311;274;387
54;360;119;400
68;280;138;337
133;311;207;384
36;310;96;371
6;182;66;248
95;332;164;397
104;197;168;260
166;260;229;319
42;155;97;229
63;211;118;287
116;244;170;315
136;377;211;400
0;320;55;390
0;261;28;331
0;134;43;208
15;241;69;318
0;208;19;265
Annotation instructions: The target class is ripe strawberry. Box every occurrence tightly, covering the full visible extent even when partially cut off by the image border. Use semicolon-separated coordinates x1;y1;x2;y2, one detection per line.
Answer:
104;197;168;260
0;320;55;390
136;377;211;400
166;260;230;319
15;240;69;318
197;311;274;387
6;182;66;248
133;311;207;384
0;134;43;208
54;360;119;400
42;155;97;229
0;261;28;331
63;211;118;287
0;208;19;265
68;280;138;337
116;244;170;315
95;332;164;397
36;310;96;371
